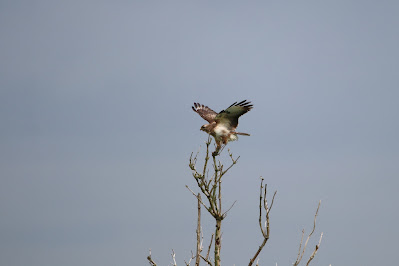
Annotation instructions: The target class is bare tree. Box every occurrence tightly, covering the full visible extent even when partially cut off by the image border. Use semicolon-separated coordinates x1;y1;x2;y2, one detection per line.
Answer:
147;138;324;265
186;137;238;266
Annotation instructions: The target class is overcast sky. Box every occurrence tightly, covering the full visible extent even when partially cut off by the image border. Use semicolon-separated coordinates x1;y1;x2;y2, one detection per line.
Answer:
1;1;398;265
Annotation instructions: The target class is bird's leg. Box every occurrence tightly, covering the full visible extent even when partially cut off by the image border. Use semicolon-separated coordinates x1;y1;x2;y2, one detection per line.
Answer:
213;137;229;156
219;144;226;154
212;141;222;156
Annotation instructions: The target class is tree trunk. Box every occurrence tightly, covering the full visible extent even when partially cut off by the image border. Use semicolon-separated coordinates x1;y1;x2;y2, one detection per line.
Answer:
214;218;222;266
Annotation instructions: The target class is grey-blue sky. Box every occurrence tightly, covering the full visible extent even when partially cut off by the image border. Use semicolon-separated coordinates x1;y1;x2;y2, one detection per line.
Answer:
1;1;398;265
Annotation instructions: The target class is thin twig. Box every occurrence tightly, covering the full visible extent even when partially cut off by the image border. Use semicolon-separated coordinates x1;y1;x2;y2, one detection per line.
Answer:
147;249;157;266
294;200;322;266
221;151;240;176
306;232;323;266
200;232;214;265
206;233;214;261
222;200;237;218
200;254;213;266
186;185;214;215
249;178;277;265
171;249;177;266
296;230;305;263
267;191;277;215
184;251;194;266
202;136;211;177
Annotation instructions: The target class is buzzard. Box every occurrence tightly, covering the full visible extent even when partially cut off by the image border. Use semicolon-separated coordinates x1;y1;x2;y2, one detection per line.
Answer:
192;100;253;152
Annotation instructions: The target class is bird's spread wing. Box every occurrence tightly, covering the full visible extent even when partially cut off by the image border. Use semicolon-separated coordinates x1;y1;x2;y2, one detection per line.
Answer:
192;103;218;123
215;100;253;128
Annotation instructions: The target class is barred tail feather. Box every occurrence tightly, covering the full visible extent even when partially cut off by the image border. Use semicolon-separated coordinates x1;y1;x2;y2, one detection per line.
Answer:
235;132;250;136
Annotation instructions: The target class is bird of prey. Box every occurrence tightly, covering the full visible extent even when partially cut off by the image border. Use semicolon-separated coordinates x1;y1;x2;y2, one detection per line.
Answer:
192;100;253;152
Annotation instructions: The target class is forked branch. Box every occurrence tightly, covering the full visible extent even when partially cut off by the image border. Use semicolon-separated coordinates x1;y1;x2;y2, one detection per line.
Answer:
293;200;322;266
171;249;177;266
248;177;277;266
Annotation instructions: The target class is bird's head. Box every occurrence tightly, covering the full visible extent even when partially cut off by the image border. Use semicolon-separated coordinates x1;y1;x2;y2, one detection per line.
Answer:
200;125;210;133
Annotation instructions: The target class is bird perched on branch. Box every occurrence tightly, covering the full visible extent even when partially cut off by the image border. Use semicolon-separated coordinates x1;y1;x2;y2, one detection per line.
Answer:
192;100;253;153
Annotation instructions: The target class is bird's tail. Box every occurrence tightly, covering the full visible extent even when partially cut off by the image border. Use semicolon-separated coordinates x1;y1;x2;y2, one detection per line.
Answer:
235;132;250;136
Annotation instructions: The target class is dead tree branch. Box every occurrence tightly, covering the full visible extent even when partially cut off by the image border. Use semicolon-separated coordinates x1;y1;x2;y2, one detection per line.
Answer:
147;249;157;266
195;193;202;266
184;251;195;266
248;177;277;266
306;232;323;266
293;200;322;266
171;249;177;266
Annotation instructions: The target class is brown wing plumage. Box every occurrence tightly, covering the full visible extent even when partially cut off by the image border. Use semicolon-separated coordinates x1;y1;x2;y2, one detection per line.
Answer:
215;100;253;128
192;102;218;123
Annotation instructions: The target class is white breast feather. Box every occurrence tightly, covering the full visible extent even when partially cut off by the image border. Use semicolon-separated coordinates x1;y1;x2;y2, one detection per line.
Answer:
214;125;238;142
214;125;229;136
